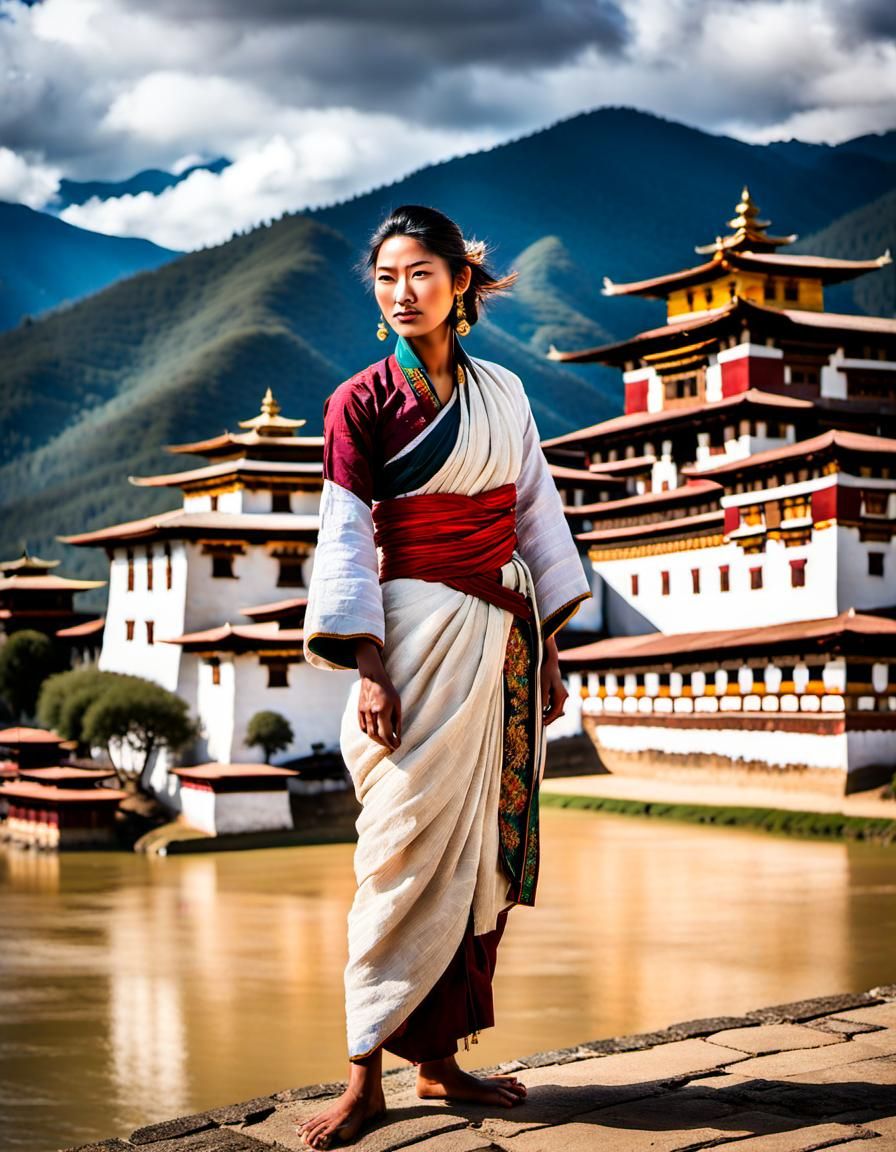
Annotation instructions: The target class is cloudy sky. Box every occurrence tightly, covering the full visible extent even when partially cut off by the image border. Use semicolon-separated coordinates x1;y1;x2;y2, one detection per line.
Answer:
1;0;894;250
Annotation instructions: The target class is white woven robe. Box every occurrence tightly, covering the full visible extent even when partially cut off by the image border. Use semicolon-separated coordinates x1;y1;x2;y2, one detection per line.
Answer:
304;355;590;1059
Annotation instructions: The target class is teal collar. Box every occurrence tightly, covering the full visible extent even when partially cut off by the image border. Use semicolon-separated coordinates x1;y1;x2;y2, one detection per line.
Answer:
394;333;468;410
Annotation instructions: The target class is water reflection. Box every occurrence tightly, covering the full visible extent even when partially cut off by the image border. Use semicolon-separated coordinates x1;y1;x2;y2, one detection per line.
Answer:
1;807;894;1151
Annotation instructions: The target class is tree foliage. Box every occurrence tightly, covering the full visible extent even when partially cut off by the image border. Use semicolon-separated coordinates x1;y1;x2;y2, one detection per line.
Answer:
83;680;196;782
0;629;67;720
38;666;196;786
246;710;294;763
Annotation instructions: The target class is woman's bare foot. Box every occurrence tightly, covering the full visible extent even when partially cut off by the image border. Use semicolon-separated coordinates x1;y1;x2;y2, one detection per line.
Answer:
296;1053;386;1149
416;1055;527;1107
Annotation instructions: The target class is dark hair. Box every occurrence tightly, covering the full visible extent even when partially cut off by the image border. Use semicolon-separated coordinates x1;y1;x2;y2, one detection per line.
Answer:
358;204;517;329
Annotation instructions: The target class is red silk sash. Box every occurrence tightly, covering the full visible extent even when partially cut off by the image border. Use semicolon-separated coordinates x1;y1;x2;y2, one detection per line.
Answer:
372;481;532;619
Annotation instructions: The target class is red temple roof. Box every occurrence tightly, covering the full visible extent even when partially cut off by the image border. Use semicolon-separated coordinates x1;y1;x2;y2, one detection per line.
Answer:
578;509;724;544
681;428;896;481
570;478;721;519
163;621;304;652
172;763;299;780
0;574;105;592
602;250;892;300
56;617;106;638
548;462;625;487
240;596;308;622
130;459;323;489
60;510;320;547
561;609;896;670
0;726;66;746
548;297;896;367
543;388;813;451
0;781;128;802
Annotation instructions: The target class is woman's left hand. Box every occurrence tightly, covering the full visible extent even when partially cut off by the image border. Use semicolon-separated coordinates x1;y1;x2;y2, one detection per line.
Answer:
540;634;568;726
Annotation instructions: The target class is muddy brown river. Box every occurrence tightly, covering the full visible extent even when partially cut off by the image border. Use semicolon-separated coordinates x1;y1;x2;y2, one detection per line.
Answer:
2;806;895;1151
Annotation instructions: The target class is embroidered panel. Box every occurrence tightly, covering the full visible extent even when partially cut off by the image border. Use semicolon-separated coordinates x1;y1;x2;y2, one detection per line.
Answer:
498;614;540;906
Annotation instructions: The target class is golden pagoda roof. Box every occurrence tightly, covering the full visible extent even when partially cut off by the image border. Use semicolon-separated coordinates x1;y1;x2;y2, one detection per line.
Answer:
695;186;797;254
238;388;307;436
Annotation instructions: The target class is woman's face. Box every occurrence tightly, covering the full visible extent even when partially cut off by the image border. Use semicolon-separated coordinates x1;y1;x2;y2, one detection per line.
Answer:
374;234;471;341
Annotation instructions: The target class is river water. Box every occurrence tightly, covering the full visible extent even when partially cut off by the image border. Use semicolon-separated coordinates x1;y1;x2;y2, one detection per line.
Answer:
2;806;895;1151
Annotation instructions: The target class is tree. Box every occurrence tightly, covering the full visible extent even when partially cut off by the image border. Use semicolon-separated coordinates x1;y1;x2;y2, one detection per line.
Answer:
37;667;145;753
246;710;294;763
82;680;197;788
0;630;66;720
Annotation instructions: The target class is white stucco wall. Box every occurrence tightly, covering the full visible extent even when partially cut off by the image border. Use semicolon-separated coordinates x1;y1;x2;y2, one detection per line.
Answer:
593;720;848;773
836;525;895;611
179;786;293;834
189;656;354;763
99;542;188;691
596;527;838;636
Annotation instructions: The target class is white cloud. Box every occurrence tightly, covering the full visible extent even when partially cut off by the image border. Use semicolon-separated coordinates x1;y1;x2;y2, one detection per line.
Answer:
59;113;500;249
0;146;60;207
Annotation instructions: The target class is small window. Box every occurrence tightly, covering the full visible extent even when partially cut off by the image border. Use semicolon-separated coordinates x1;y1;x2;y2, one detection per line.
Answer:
212;554;235;579
703;287;713;307
210;659;221;686
790;558;807;588
661;570;670;596
865;492;887;516
126;549;135;592
125;619;135;641
783;281;799;302
719;565;730;593
210;495;219;511
631;573;639;596
277;558;304;587
750;566;763;590
146;547;154;591
267;662;289;688
165;545;173;590
685;290;694;310
691;568;700;594
868;552;885;577
272;492;291;513
763;279;775;302
145;621;154;645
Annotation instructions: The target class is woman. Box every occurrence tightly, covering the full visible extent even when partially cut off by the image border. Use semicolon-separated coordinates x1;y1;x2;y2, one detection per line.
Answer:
298;204;590;1149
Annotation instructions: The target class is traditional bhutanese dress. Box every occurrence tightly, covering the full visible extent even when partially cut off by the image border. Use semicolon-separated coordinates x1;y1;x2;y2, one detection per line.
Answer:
303;333;590;1062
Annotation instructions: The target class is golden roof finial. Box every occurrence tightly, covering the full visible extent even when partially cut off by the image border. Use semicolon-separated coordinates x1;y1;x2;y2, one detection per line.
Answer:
260;388;281;420
726;186;770;233
238;389;306;437
695;186;797;255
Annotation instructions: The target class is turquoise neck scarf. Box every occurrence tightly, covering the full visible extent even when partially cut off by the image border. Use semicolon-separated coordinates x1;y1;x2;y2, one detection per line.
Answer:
394;332;467;410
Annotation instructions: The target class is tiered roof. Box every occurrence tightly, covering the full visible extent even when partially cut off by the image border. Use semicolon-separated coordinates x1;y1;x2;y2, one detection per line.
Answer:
548;297;896;367
0;548;104;594
560;609;896;670
130;389;324;493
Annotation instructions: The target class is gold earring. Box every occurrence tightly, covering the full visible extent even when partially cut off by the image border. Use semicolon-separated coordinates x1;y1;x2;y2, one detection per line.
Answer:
454;292;471;336
376;313;389;341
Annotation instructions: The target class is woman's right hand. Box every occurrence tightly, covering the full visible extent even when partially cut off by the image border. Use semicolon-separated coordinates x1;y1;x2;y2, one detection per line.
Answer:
355;639;402;751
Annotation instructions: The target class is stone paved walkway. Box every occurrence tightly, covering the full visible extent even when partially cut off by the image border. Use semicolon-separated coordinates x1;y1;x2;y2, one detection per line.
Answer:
65;986;896;1152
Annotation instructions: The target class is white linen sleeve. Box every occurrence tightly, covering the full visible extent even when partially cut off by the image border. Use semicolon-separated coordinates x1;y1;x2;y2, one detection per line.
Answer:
513;380;592;640
303;478;385;671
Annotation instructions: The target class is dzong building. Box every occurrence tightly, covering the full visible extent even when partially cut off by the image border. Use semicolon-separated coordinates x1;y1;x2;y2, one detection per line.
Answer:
546;190;895;795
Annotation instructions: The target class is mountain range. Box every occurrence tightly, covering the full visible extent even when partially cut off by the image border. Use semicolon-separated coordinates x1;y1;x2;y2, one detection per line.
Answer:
0;106;893;596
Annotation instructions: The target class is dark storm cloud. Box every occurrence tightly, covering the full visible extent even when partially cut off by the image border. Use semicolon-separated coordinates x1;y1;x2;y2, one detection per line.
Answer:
117;0;632;69
835;0;896;44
